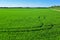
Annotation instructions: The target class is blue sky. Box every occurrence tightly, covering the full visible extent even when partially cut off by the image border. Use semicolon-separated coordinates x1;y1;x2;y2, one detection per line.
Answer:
0;0;60;7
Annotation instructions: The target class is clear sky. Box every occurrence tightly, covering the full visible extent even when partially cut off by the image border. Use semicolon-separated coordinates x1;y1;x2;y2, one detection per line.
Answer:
0;0;60;7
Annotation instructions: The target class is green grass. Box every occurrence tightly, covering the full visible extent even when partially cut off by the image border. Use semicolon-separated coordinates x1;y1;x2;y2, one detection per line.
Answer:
0;8;60;40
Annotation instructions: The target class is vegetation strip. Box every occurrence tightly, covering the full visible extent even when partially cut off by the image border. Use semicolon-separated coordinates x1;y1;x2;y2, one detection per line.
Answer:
0;26;54;32
51;9;60;12
0;28;51;32
0;24;59;32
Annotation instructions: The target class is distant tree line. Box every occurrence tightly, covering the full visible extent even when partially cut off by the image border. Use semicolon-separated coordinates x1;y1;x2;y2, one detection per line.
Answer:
0;5;60;9
0;7;23;8
50;5;60;8
0;7;49;9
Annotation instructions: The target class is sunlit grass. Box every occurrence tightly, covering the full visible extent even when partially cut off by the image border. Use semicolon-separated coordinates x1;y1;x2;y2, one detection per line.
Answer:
0;8;60;40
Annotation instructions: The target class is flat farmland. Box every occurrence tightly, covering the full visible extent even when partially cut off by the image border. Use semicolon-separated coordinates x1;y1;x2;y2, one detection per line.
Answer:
0;8;60;40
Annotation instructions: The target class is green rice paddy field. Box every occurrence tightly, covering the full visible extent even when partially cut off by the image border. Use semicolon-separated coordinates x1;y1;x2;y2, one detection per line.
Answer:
0;8;60;40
